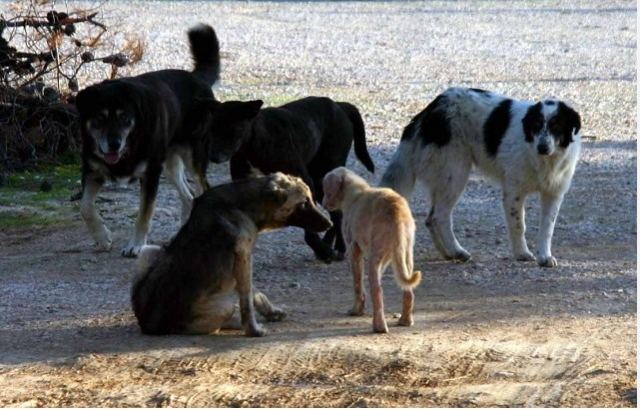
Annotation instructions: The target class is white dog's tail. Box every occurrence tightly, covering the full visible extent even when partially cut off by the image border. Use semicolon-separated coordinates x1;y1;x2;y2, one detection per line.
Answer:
379;139;417;200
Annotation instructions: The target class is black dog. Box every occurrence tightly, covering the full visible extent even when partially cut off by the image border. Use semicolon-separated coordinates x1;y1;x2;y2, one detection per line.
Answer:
203;96;376;262
76;24;227;257
132;173;332;336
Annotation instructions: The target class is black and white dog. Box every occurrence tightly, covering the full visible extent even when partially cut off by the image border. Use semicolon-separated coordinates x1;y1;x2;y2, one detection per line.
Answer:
381;87;581;267
76;24;225;257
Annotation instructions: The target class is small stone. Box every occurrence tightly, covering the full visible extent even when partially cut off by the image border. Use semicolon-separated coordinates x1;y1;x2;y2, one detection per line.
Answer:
39;180;52;192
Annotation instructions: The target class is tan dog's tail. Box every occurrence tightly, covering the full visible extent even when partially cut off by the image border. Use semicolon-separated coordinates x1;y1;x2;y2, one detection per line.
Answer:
391;249;422;290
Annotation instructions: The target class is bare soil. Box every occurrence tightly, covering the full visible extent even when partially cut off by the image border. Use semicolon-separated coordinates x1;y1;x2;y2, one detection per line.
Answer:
0;1;636;407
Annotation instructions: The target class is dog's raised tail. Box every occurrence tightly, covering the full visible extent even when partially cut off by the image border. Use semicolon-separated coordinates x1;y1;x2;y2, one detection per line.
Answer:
338;102;375;173
188;24;220;86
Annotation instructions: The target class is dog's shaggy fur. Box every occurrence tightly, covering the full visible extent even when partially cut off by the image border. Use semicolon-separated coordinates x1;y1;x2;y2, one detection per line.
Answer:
131;173;332;336
381;87;582;267
203;96;376;263
323;167;421;333
76;24;222;257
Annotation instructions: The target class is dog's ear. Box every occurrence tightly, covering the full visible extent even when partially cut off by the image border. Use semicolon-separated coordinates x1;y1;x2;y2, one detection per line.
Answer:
75;86;99;116
322;170;345;210
557;102;581;147
213;100;263;123
195;96;221;111
521;102;543;143
264;180;288;207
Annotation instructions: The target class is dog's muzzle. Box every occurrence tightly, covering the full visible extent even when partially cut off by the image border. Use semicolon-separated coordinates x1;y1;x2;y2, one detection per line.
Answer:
209;151;231;164
287;201;332;232
537;144;551;155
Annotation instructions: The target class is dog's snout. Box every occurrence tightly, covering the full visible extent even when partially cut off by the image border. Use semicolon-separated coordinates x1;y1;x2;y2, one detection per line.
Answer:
108;139;122;152
537;144;550;155
209;151;230;164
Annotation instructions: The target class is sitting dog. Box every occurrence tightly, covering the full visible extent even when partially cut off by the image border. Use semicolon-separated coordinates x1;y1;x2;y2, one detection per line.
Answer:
381;87;582;267
131;172;332;336
76;24;234;257
202;96;376;262
323;167;421;333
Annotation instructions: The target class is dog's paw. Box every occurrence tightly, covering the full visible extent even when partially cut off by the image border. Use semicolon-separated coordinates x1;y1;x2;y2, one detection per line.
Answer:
332;251;346;261
515;251;536;262
446;249;471;262
373;321;389;334
92;227;112;252
94;238;113;252
245;323;267;337
264;308;286;322
121;241;145;258
537;255;557;268
348;305;365;316
397;315;414;327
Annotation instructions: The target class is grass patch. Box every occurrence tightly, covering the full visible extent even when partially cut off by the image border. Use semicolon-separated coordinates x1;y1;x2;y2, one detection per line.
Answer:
1;162;81;207
0;210;65;228
0;160;81;229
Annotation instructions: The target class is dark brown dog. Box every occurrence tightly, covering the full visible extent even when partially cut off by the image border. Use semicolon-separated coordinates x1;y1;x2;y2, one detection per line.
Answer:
131;173;332;336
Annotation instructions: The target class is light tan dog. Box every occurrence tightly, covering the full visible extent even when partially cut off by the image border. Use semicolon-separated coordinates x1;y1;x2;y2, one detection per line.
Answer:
323;167;421;333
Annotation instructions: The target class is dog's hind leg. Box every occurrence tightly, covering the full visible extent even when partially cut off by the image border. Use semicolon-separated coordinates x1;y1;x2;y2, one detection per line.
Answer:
80;174;112;251
424;157;472;262
254;291;286;322
187;291;238;334
392;239;417;327
166;153;194;223
122;165;161;257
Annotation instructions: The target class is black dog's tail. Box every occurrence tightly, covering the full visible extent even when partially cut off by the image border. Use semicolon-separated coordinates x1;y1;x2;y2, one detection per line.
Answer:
188;24;220;86
338;102;375;173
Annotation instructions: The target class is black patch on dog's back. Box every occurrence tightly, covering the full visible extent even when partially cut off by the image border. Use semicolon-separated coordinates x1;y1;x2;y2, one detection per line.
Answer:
483;99;512;157
402;94;451;146
521;102;544;143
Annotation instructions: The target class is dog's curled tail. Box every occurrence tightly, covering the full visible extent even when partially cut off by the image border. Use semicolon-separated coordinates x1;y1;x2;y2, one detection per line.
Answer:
338;102;375;173
188;24;221;86
379;137;417;200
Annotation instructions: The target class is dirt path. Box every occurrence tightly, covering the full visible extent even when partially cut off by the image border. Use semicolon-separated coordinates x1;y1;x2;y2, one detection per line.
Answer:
0;1;636;407
0;138;636;407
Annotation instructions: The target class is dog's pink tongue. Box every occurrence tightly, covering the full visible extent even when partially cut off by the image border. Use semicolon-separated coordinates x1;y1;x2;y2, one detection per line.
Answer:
103;152;120;164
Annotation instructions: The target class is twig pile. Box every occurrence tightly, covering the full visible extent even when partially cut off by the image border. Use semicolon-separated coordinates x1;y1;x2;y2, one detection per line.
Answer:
0;0;144;173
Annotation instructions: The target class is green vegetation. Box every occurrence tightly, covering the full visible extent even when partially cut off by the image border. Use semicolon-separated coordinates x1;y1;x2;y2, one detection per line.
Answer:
0;159;81;229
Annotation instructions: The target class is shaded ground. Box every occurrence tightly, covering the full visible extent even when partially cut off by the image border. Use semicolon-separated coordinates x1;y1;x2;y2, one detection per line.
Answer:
0;1;636;407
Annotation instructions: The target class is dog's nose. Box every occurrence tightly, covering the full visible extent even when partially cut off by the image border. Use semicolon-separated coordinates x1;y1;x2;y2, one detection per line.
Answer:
537;144;550;155
108;140;121;152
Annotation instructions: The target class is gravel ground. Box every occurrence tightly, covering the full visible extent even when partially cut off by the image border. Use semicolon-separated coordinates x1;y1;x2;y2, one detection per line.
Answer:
0;1;637;407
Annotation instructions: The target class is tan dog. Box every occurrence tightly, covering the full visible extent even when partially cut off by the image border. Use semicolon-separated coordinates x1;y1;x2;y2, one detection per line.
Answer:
323;167;421;333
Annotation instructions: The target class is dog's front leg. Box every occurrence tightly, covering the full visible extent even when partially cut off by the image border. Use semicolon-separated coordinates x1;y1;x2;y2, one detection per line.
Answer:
536;192;563;268
80;175;112;251
348;243;365;316
503;190;535;261
122;166;161;257
234;248;265;337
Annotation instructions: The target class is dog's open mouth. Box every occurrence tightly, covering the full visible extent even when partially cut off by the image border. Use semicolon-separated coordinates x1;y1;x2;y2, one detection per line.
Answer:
102;151;121;165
